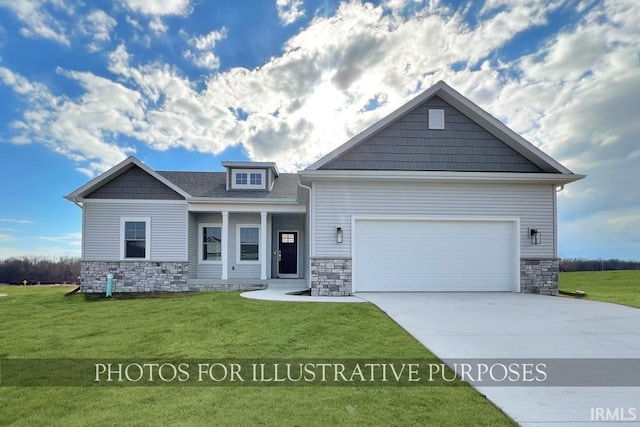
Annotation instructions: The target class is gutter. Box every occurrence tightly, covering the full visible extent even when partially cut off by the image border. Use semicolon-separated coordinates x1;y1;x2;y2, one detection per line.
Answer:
298;170;586;185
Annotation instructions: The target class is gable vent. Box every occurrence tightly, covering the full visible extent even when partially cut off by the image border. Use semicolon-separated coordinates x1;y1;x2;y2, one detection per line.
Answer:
428;109;445;129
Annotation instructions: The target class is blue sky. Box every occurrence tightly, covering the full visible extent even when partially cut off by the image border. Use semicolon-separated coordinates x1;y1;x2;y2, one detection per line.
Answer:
0;0;638;260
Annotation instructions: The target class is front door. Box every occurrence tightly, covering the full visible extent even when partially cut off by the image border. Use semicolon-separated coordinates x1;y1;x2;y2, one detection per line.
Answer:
278;231;298;277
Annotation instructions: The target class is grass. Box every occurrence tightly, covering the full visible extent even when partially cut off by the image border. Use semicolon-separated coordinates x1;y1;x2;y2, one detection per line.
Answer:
559;270;640;308
0;286;512;426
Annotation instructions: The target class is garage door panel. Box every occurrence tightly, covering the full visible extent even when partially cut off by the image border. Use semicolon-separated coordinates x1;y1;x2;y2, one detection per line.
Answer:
354;219;516;292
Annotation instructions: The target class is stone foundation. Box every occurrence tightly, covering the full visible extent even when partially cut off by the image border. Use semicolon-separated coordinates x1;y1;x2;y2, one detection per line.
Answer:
80;261;189;293
310;257;352;296
80;261;268;293
520;258;559;296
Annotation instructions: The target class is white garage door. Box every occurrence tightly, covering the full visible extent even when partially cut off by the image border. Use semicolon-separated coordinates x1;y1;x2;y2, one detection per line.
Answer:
353;219;517;292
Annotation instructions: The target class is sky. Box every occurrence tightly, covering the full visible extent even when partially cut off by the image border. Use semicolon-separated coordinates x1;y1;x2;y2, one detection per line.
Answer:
0;0;638;261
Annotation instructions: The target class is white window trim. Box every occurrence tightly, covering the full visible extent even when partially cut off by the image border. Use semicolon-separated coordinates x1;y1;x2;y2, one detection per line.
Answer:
120;217;151;261
231;169;266;190
428;109;445;130
236;223;261;264
199;223;223;264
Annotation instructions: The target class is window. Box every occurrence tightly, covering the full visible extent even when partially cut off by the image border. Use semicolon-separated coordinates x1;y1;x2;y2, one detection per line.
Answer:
235;173;248;185
121;217;150;260
281;233;295;243
238;226;259;262
202;226;222;261
231;169;265;189
249;173;262;185
428;109;445;129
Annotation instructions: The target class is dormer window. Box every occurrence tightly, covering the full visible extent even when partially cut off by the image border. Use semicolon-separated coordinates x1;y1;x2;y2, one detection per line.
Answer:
231;169;266;190
222;161;278;191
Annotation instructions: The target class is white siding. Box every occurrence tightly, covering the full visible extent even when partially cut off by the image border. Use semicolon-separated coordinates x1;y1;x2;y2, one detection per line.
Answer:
314;181;555;259
83;201;188;261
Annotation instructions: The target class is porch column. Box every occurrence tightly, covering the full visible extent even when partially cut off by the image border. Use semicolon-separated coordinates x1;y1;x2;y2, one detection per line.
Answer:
221;211;229;280
260;211;267;280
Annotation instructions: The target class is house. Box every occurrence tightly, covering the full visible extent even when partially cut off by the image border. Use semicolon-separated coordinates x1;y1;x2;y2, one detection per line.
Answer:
65;81;584;296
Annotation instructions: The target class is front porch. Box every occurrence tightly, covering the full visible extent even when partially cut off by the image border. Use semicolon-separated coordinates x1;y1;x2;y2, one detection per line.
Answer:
188;209;308;283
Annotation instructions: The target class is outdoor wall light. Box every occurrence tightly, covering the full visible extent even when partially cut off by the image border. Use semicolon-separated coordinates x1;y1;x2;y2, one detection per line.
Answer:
336;227;343;243
530;228;541;245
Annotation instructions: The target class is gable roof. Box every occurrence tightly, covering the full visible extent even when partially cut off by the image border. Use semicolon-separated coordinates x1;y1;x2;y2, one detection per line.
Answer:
306;81;574;175
65;156;191;202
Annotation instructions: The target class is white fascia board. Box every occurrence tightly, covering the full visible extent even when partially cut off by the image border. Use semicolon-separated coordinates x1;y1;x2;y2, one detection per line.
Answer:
188;201;306;213
65;156;191;201
187;197;299;204
222;161;280;176
299;170;586;185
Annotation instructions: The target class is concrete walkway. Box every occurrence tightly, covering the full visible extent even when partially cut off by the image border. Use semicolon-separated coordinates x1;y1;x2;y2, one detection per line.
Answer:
241;287;365;303
360;292;640;426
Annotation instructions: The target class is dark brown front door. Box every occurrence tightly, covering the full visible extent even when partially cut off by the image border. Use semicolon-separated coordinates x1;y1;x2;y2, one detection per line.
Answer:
278;231;297;276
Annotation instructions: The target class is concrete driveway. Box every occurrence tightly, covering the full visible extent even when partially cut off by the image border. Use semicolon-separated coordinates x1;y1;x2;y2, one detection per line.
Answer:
360;292;640;426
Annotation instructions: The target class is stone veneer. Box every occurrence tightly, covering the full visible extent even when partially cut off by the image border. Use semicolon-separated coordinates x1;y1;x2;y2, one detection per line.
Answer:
310;257;352;296
80;261;268;293
520;258;560;296
81;261;189;293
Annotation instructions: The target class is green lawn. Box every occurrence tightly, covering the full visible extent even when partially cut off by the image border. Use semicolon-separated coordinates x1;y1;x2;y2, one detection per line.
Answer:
0;286;512;426
559;270;640;308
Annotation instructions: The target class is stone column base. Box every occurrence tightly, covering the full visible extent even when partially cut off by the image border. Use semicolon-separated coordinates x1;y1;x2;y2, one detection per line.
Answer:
520;258;559;296
310;257;352;296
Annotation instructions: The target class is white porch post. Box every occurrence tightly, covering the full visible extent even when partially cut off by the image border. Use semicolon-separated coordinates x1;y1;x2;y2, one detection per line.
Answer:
260;211;267;280
221;211;229;280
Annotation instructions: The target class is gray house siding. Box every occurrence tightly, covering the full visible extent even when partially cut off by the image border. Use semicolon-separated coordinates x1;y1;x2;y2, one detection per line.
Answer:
320;96;544;173
313;180;556;259
86;166;184;200
229;213;263;279
194;213;223;279
83;201;188;261
193;212;268;279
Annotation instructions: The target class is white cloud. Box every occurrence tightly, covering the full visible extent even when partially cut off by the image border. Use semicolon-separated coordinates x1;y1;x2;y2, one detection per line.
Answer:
38;232;81;245
0;66;139;176
0;234;15;241
149;16;168;34
276;0;305;25
79;9;117;51
190;28;227;50
183;28;227;70
0;218;32;224
122;0;190;16
0;0;72;45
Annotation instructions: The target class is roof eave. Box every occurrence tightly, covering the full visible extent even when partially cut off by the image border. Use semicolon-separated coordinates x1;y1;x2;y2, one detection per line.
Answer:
299;170;586;185
187;197;299;204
